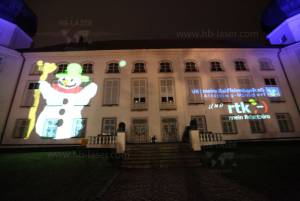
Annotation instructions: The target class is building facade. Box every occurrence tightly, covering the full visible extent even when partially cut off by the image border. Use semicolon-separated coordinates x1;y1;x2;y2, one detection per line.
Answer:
1;48;300;145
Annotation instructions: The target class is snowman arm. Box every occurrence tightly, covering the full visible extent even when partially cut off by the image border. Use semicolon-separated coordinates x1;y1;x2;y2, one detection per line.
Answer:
76;83;98;104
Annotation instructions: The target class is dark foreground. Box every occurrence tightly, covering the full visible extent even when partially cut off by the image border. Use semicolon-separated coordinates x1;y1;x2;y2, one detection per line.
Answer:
1;142;300;201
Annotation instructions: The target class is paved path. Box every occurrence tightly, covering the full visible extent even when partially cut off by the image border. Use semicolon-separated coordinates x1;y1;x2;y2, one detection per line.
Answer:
100;168;269;201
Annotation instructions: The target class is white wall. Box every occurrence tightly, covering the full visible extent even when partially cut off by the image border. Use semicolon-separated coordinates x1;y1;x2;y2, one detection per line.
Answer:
0;46;24;142
2;48;300;145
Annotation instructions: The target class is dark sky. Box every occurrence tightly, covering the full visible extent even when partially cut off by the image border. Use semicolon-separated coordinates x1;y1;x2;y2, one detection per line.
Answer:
25;0;271;47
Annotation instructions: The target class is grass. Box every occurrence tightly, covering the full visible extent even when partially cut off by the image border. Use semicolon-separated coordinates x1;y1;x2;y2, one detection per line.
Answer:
0;150;119;201
201;142;300;201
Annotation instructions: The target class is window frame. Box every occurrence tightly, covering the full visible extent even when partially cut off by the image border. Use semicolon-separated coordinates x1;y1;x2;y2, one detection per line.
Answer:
184;61;198;73
259;58;274;71
132;62;147;73
102;78;120;106
159;61;173;73
72;118;87;138
234;59;248;71
106;62;120;74
263;77;284;102
221;115;238;134
276;113;294;133
210;60;224;72
21;80;40;107
159;78;176;110
131;78;148;110
101;117;117;135
81;62;94;74
185;77;204;104
191;116;207;133
249;118;266;133
56;62;69;74
12;119;29;138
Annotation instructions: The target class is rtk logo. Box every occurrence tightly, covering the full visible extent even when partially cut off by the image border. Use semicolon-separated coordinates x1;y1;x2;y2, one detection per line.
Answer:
228;102;251;114
227;99;268;114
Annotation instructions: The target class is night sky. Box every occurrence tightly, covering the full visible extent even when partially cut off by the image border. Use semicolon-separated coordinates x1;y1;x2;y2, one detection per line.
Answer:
25;0;271;48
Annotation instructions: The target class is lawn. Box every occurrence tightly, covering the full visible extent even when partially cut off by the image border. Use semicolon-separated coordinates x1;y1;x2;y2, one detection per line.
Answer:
201;141;300;201
0;149;119;201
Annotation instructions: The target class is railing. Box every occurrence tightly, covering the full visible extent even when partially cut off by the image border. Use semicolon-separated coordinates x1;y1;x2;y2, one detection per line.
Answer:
87;135;116;148
199;132;224;143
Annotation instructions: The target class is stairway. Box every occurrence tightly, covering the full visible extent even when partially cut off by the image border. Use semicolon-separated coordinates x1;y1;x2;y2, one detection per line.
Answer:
122;143;202;168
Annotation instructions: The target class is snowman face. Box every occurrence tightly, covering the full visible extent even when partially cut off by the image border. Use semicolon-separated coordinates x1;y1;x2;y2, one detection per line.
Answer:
58;76;81;89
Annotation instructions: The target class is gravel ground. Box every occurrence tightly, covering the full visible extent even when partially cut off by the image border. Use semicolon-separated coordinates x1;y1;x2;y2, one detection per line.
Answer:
100;167;269;201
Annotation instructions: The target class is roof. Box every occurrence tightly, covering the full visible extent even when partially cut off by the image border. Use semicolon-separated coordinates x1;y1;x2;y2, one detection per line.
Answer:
21;39;280;53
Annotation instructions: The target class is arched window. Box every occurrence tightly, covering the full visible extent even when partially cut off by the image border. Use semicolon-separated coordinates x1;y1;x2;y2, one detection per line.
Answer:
259;58;274;70
133;62;146;73
210;61;224;72
159;61;172;73
57;63;68;73
107;62;120;73
185;62;197;72
82;63;93;74
234;60;247;71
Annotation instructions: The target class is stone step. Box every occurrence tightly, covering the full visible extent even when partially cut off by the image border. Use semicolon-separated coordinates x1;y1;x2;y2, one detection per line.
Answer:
125;154;200;161
121;161;202;169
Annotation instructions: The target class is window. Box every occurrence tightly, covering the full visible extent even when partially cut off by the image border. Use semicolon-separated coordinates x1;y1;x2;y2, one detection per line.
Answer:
235;60;247;71
133;62;146;73
160;79;176;109
210;61;224;72
159;62;172;73
42;119;59;138
72;118;87;138
191;116;207;133
237;77;254;101
264;78;283;102
21;81;40;107
103;79;120;105
132;79;147;110
82;63;93;74
13;119;29;138
161;118;178;142
107;62;120;73
185;62;197;72
102;118;117;135
186;78;204;104
211;78;231;103
276;113;294;132
129;118;148;143
259;59;274;70
221;115;238;134
249;119;266;133
57;63;68;73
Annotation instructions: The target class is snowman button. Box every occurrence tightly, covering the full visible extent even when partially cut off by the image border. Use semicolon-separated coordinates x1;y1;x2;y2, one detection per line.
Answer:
63;99;68;104
57;119;63;127
59;109;65;115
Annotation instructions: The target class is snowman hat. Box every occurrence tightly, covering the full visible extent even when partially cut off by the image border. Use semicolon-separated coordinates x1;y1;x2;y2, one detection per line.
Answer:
56;63;90;82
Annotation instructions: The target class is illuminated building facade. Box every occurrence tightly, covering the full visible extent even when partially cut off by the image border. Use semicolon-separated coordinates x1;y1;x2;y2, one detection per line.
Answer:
1;47;300;145
1;0;300;145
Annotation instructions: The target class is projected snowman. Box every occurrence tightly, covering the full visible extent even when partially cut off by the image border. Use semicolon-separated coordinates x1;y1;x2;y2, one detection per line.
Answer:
36;63;97;139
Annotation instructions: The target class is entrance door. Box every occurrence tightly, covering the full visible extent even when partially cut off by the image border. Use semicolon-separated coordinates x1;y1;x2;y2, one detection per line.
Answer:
161;118;178;142
128;118;148;143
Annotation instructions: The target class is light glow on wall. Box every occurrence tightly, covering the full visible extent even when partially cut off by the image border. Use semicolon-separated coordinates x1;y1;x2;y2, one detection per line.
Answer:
26;61;98;139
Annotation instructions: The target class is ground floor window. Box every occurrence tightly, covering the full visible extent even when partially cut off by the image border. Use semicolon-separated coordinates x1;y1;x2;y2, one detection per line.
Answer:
276;113;294;132
191;116;207;133
129;118;148;143
249;119;266;133
102;118;117;135
161;117;178;142
221;115;238;134
72;118;87;138
13;119;29;138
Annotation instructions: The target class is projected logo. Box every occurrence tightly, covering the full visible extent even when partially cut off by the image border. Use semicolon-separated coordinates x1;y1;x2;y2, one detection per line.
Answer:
26;61;97;139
